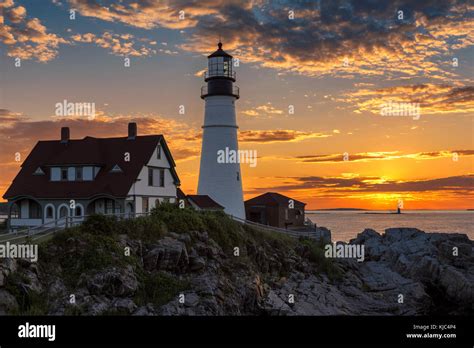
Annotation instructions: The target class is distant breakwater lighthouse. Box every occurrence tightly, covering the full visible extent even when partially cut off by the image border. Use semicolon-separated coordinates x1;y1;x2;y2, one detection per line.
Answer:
197;41;245;219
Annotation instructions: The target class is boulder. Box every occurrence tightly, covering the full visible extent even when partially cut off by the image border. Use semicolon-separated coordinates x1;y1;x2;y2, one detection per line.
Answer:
144;237;189;272
85;265;138;297
0;289;19;314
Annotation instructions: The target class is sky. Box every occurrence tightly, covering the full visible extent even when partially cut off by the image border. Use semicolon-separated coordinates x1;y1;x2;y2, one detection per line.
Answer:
0;0;473;210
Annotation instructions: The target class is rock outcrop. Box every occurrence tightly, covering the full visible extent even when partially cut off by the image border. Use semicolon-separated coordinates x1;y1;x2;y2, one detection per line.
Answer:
0;226;472;316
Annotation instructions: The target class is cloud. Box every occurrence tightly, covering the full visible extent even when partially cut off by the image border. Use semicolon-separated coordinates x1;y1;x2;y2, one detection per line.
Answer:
67;0;233;29
0;109;25;123
71;32;159;57
239;130;331;143
0;1;68;62
177;0;473;80
295;150;474;163
241;103;285;118
4;0;472;75
254;174;474;194
341;84;474;115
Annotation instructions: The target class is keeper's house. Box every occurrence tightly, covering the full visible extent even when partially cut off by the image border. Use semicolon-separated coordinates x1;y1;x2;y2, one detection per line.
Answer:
2;123;180;230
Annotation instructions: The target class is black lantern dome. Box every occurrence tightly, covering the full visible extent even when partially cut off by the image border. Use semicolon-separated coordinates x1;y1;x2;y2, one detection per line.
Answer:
201;42;239;99
205;41;235;82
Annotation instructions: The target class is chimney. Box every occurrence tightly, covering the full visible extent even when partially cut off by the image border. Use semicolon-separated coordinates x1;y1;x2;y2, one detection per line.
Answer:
60;127;70;144
127;122;137;140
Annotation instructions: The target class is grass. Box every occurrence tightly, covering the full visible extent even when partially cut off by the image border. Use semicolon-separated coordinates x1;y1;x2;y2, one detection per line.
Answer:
299;238;343;281
39;226;135;288
4;271;48;315
134;271;190;308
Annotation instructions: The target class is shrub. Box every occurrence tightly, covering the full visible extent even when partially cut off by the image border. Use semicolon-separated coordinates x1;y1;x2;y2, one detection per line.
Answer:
80;214;118;236
115;216;166;242
40;227;130;288
151;204;206;233
135;271;190;307
200;211;246;251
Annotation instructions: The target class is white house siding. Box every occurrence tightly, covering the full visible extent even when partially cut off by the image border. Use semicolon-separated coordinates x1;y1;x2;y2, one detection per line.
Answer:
128;144;177;214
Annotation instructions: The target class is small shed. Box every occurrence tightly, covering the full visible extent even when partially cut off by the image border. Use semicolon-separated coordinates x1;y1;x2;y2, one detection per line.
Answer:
245;192;306;228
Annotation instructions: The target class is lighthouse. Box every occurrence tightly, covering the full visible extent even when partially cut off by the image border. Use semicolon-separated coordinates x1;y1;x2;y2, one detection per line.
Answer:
197;42;245;219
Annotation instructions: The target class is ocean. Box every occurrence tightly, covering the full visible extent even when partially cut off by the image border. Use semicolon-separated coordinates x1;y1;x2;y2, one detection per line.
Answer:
306;210;473;242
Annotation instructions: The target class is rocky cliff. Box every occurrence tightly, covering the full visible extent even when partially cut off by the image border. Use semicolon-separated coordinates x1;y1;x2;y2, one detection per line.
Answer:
0;206;472;316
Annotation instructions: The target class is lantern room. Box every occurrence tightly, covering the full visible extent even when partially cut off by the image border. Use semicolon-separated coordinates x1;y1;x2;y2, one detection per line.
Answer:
205;42;235;81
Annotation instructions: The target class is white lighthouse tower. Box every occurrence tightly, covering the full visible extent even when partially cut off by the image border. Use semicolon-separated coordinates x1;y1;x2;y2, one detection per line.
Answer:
197;42;245;219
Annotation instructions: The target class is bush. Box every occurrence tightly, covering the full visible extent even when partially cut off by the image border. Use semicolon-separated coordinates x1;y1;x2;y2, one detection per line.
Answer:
80;214;118;236
135;271;190;307
40;226;131;288
200;211;246;251
115;216;166;242
151;204;206;233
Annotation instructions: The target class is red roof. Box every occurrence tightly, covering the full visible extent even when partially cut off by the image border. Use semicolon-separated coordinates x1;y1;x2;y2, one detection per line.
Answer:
187;195;224;210
3;134;180;200
244;192;306;207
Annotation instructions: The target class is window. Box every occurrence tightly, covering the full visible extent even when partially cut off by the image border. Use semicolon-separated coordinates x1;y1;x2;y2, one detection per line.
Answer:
142;197;149;213
29;201;41;219
75;206;82;217
11;203;19;218
51;167;61;181
46;206;53;218
61;168;68;181
285;208;289;220
68;167;75;181
159;169;165;187
83;167;93;181
155;199;161;207
93;166;101;178
157;144;162;160
148;167;153;186
105;200;114;215
148;168;165;187
236;171;240;181
76;167;83;180
59;206;68;218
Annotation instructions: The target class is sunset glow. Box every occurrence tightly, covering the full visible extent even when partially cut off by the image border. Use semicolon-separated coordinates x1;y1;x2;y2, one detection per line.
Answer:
0;0;473;210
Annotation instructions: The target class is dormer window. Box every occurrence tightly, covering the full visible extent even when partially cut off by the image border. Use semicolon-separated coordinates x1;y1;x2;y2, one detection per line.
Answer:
50;166;95;181
110;164;123;173
33;167;45;175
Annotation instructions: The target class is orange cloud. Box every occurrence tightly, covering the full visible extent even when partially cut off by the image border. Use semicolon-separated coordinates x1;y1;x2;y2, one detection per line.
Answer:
295;150;474;163
71;32;160;57
239;130;331;143
341;84;474;115
0;1;68;62
241;103;285;118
